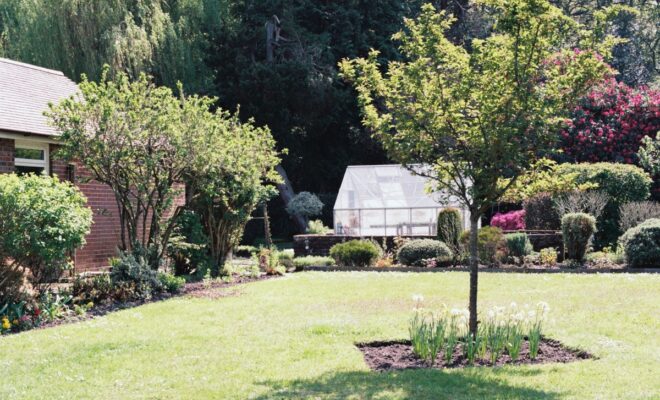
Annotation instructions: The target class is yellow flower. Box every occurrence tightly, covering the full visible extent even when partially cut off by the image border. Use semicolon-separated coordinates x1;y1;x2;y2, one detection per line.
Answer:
1;317;10;330
87;302;94;309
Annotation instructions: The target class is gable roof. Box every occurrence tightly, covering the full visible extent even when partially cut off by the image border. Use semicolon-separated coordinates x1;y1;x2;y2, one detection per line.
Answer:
0;58;78;137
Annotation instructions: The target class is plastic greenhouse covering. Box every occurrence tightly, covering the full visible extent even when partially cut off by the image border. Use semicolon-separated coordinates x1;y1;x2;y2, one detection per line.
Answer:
333;165;471;236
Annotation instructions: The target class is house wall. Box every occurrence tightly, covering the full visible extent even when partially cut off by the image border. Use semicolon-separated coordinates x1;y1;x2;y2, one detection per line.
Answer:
50;144;123;272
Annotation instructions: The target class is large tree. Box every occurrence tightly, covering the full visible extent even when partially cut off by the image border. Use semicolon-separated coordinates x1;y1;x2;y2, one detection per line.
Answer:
340;0;613;335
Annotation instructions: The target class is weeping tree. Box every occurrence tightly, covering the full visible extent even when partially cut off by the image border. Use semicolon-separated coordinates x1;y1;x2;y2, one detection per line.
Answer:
340;0;614;335
188;111;281;276
0;0;218;92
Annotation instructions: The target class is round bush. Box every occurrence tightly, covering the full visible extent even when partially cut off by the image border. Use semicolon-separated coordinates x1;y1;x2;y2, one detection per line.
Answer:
397;239;453;267
561;213;596;261
0;174;92;294
329;240;380;267
286;192;324;218
620;218;660;268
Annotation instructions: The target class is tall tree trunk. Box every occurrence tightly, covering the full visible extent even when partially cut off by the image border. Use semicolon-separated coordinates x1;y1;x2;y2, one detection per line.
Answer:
275;165;307;233
468;211;480;336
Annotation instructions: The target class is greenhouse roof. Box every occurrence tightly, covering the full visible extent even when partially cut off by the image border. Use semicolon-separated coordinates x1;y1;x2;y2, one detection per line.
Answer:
334;164;455;210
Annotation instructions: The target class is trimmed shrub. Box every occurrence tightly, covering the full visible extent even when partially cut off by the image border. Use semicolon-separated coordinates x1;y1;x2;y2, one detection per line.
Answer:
460;226;506;265
292;256;335;269
286;192;324;219
620;218;660;268
524;193;561;230
329;240;380;267
505;233;533;258
491;210;526;231
561;213;596;261
397;239;453;267
0;174;93;294
437;208;463;252
557;163;652;247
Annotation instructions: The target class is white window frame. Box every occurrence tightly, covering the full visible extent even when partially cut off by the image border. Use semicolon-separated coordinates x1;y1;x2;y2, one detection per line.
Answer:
14;139;49;174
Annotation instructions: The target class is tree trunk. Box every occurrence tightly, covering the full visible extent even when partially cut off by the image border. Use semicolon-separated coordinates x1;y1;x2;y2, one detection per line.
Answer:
468;211;480;336
262;203;273;248
275;165;307;233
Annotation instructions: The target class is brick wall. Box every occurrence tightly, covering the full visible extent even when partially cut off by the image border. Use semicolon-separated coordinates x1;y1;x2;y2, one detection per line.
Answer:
50;145;122;272
0;138;14;173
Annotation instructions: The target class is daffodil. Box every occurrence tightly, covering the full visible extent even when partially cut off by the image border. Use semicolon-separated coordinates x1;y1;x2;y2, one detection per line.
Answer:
1;317;11;330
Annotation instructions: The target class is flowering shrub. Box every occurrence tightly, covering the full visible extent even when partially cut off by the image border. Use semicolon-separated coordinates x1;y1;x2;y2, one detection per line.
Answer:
409;297;550;365
560;79;660;165
491;210;526;231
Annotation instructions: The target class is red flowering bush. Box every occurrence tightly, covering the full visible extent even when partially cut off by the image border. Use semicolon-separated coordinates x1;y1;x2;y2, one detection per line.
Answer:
491;210;526;231
560;79;660;165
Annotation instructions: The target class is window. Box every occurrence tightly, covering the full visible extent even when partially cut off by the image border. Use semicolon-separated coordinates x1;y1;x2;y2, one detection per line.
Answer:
15;140;49;175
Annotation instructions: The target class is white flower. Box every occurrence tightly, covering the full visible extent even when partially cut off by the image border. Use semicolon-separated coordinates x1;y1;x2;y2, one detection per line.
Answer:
537;301;550;315
412;294;424;303
510;302;518;309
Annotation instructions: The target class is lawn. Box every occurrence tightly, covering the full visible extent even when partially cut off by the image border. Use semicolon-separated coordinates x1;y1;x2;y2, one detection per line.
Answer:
2;271;659;399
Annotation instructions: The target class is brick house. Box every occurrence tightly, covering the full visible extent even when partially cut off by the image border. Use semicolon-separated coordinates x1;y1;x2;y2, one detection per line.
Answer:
1;58;128;271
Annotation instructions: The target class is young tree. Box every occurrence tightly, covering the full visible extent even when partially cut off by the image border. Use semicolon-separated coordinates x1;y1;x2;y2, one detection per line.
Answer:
48;69;210;268
188;111;281;276
340;0;612;335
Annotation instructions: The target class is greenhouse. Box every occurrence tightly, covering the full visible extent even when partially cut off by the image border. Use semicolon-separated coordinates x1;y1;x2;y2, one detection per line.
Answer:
333;164;472;236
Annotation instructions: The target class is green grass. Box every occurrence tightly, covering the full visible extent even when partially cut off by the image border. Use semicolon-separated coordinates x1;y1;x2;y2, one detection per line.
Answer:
2;272;659;399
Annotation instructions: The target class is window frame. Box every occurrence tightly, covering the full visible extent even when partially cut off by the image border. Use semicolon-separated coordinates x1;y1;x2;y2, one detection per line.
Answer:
14;139;49;175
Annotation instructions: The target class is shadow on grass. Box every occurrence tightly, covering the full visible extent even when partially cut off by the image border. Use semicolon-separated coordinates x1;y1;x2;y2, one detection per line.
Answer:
254;368;562;399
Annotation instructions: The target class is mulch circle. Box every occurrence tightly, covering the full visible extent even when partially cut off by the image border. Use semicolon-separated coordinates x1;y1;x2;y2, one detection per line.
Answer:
357;337;593;371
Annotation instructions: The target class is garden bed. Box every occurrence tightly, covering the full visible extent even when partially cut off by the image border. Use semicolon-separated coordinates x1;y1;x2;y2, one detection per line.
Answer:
2;273;278;337
357;337;593;371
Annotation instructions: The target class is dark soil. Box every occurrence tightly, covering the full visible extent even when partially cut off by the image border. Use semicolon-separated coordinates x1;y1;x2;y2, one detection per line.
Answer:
357;337;593;371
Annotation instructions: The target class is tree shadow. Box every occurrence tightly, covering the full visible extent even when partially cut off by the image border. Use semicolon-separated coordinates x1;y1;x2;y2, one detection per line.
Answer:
254;368;563;399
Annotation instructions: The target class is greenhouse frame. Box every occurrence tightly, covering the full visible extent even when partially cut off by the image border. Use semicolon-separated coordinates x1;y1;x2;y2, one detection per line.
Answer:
333;164;472;236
